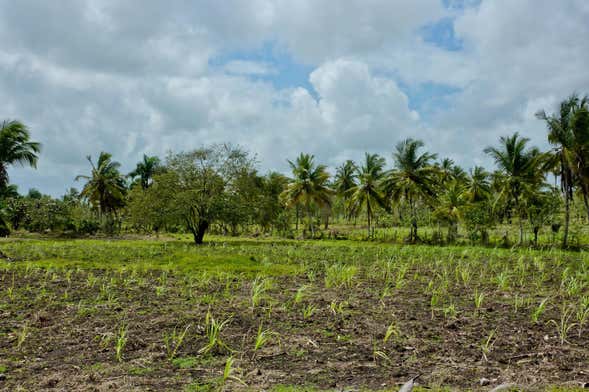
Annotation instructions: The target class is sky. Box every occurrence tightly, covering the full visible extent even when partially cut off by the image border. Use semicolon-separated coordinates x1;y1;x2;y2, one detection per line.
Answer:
1;0;589;196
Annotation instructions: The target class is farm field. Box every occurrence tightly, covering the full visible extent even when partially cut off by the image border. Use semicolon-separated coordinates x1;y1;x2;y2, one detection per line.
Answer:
1;237;588;391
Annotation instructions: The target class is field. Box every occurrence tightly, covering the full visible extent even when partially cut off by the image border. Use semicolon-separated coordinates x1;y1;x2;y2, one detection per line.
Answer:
1;237;588;391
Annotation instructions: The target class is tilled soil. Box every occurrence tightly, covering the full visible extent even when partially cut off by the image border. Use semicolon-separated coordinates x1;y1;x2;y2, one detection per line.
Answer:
1;267;588;391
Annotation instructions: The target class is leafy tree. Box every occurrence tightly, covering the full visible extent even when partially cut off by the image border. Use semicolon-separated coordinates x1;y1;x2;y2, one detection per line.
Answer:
163;144;255;244
256;172;290;233
383;138;438;243
27;188;43;199
281;153;332;238
0;120;41;190
525;187;562;247
484;133;545;245
128;154;162;190
75;152;126;232
348;153;387;238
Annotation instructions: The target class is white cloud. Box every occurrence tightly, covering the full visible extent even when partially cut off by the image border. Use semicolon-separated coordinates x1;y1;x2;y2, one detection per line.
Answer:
2;0;589;195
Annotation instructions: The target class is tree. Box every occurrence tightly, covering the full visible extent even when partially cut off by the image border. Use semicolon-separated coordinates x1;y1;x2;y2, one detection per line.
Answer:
484;133;545;245
75;152;126;231
383;138;438;243
128;154;162;190
433;180;466;242
164;144;255;244
525;187;561;247
463;166;491;203
348;153;387;238
0;120;41;190
333;160;358;221
281;153;332;238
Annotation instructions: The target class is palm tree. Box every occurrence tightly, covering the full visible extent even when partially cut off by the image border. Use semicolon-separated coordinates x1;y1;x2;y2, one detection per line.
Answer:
128;154;162;190
383;138;438;242
0;120;41;189
75;152;126;223
333;160;357;221
348;153;387;237
433;180;466;242
484;133;545;245
281;153;332;238
536;95;586;247
463;166;491;203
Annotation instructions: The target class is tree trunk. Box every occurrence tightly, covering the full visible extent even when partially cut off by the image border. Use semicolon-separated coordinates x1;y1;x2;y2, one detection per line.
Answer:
514;194;523;245
366;199;371;238
583;189;589;223
410;197;418;243
191;220;209;245
563;192;570;248
307;203;314;238
533;226;539;247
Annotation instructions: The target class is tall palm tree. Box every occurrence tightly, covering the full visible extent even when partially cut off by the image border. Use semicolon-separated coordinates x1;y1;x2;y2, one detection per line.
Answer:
75;152;126;219
433;180;466;242
463;166;491;203
129;154;162;189
536;95;586;247
383;138;438;242
281;153;332;237
484;133;545;245
333;160;357;221
0;120;41;189
348;153;387;237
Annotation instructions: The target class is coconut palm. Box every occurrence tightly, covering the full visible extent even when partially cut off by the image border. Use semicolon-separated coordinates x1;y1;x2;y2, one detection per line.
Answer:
333;160;358;221
348;153;387;237
433;180;466;242
281;153;332;237
383;138;438;242
536;95;587;247
463;166;491;203
75;152;126;220
129;154;162;189
484;133;545;245
0;120;41;189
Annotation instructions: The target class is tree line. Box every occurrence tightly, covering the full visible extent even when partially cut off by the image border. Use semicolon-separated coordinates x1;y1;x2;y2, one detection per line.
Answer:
1;94;589;248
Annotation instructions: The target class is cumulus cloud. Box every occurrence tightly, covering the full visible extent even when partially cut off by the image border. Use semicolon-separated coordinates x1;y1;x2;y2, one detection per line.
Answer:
1;0;588;195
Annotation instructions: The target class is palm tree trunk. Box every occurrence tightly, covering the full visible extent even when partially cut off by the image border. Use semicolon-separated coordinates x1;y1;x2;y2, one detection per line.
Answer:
366;199;371;238
306;202;314;238
410;197;417;243
563;192;570;248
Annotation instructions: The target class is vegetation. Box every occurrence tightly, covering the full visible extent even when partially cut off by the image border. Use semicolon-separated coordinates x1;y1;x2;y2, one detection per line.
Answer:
1;94;589;389
2;93;589;250
0;238;587;390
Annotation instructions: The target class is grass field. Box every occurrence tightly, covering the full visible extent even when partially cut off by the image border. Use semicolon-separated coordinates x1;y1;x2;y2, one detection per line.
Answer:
1;236;588;391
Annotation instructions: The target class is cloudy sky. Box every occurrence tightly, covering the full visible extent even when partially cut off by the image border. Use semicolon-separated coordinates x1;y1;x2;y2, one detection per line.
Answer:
2;0;589;196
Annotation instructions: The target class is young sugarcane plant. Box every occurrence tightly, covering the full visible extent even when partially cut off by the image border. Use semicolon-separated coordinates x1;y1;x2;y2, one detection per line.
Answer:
164;324;191;360
115;323;128;362
473;289;485;316
548;304;577;345
199;310;232;354
480;330;497;362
